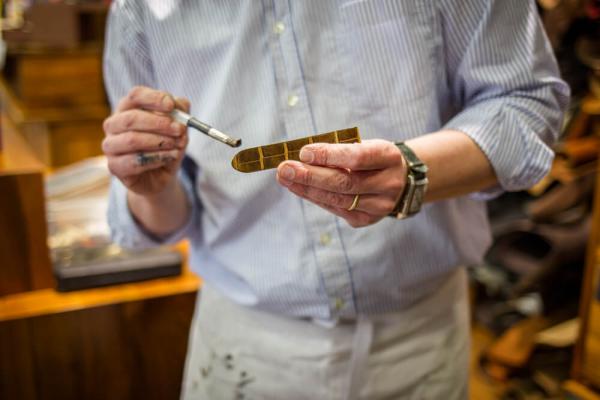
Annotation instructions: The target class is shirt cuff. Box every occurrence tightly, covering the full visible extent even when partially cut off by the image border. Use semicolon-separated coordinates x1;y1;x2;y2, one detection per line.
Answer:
444;100;555;199
107;171;198;248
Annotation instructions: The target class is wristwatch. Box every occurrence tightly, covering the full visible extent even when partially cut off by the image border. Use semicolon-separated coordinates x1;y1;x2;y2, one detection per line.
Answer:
389;142;429;219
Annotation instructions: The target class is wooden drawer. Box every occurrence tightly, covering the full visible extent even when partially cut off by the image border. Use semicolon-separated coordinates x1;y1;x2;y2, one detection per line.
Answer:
3;50;106;108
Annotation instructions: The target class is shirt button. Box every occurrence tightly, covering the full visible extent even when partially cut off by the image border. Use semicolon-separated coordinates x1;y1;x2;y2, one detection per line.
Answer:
319;233;332;246
287;94;299;107
334;298;345;311
273;21;285;34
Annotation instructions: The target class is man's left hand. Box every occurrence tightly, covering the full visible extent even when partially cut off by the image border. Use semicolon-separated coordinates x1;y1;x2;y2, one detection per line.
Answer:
276;139;406;228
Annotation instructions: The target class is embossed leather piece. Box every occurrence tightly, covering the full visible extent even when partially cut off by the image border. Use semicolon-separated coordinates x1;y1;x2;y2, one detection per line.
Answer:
231;127;361;173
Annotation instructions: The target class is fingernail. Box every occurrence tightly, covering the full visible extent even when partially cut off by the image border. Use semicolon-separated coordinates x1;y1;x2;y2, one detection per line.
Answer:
162;95;175;110
161;150;179;163
299;148;314;163
279;178;292;187
171;122;182;134
280;165;295;180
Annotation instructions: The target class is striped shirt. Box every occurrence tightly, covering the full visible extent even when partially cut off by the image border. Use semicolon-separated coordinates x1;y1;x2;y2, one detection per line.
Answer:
105;0;569;320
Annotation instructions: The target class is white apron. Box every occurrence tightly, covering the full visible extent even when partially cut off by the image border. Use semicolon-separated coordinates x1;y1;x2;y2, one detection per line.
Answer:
181;268;470;400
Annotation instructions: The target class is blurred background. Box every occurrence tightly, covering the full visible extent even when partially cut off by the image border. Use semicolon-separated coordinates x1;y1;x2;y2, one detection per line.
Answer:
0;1;599;399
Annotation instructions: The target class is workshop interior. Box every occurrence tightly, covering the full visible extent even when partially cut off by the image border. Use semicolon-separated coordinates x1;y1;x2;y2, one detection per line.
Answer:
1;0;600;399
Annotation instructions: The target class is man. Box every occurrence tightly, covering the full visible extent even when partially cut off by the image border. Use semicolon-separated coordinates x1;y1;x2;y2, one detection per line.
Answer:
102;1;568;399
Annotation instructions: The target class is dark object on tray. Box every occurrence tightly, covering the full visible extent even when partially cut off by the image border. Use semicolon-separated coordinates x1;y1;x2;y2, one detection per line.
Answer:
53;245;182;292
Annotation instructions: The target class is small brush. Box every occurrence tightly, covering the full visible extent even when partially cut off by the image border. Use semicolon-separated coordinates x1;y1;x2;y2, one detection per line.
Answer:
171;109;241;148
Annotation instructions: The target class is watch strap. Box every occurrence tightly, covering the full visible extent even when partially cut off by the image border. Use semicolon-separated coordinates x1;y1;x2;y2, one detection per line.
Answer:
231;127;361;173
396;142;427;180
389;142;428;219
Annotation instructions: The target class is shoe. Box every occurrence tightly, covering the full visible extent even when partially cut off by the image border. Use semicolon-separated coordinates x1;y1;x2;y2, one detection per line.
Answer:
487;216;591;296
525;172;594;223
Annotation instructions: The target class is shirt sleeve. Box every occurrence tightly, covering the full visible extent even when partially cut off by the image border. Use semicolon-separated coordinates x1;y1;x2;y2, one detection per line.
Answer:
439;0;570;195
103;2;199;248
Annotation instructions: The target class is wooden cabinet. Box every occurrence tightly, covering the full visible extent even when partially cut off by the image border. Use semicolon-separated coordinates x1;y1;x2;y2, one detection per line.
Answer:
0;117;202;399
0;273;200;400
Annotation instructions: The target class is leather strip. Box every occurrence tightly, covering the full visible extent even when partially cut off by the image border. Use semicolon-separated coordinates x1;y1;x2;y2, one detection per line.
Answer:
231;127;361;173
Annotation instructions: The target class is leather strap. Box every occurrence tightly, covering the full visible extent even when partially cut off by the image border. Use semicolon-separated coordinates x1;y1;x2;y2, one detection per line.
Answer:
231;127;361;173
389;142;428;218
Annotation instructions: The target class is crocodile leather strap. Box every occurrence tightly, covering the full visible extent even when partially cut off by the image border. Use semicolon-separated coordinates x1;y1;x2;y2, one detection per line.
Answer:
231;127;361;173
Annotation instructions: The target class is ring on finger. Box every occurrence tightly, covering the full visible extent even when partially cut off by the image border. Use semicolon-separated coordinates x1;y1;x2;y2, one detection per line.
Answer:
347;194;361;211
136;152;163;166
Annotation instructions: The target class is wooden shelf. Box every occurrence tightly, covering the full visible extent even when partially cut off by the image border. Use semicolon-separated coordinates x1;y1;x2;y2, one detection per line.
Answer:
0;266;201;322
5;42;104;57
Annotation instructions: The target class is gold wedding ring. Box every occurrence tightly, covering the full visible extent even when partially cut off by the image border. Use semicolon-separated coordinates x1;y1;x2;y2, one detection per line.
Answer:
347;194;361;211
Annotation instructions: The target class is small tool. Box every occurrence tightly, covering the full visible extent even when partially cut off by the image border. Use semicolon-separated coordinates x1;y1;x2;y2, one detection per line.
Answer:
171;109;241;148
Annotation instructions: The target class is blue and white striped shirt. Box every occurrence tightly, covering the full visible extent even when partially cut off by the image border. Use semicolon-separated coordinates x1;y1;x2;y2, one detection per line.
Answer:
105;0;569;320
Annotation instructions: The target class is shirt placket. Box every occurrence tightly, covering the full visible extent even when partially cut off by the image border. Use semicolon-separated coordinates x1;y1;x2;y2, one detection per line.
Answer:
268;0;356;319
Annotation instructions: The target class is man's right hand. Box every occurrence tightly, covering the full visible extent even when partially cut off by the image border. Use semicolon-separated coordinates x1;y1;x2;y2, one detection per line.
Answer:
102;86;190;196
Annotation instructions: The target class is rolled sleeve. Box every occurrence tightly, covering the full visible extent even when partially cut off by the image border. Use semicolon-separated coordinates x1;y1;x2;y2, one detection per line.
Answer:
107;169;199;248
441;0;570;194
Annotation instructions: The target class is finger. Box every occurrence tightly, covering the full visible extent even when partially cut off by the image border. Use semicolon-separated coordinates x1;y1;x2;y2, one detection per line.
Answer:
277;160;404;195
281;180;395;216
312;201;375;228
102;132;186;155
107;150;181;178
116;86;176;113
104;109;185;137
175;97;191;113
299;139;402;171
